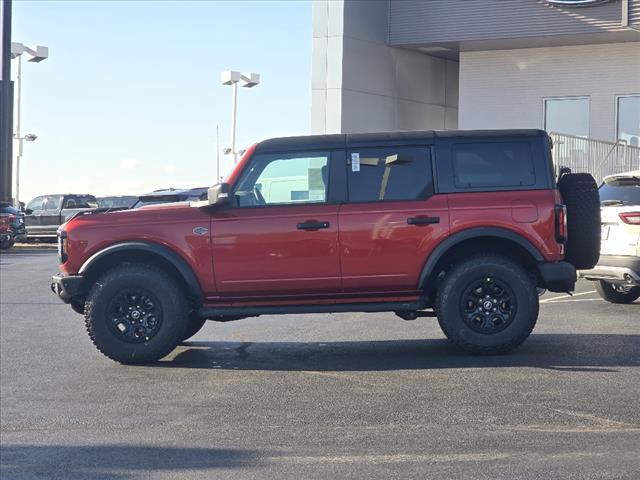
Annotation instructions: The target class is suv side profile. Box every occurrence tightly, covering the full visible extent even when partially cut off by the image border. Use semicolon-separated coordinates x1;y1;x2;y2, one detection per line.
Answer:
52;130;600;364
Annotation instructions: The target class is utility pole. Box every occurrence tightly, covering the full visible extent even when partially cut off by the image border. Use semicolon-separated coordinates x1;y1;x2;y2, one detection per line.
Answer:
0;0;14;203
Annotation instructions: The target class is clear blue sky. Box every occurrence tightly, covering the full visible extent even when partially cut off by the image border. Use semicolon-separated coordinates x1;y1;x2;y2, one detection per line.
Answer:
12;0;312;202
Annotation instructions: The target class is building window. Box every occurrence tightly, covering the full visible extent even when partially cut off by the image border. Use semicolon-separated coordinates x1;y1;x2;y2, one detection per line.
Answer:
616;95;640;146
544;97;590;138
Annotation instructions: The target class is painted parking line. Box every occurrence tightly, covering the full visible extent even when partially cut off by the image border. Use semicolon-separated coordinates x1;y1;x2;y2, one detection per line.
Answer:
542;298;602;304
540;290;597;304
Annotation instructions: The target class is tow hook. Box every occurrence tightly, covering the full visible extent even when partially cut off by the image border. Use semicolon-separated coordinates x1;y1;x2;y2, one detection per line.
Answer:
395;310;437;321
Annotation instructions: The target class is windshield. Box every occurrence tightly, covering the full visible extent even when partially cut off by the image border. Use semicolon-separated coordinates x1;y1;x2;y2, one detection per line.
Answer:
599;181;640;206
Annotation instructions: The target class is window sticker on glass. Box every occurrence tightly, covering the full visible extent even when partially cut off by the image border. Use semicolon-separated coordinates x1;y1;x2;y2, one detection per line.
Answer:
351;152;360;172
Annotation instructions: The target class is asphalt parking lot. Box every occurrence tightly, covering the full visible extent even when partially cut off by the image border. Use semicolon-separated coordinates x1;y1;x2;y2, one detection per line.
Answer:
1;249;639;479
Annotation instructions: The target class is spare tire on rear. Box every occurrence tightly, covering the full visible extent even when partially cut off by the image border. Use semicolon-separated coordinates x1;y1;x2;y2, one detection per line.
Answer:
557;172;600;270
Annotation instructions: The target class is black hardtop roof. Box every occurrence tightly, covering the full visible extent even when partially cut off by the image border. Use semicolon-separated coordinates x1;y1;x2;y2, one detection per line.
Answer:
255;129;547;153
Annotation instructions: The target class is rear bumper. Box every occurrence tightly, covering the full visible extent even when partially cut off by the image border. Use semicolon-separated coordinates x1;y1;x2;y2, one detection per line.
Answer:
51;274;84;303
579;255;640;286
538;261;577;292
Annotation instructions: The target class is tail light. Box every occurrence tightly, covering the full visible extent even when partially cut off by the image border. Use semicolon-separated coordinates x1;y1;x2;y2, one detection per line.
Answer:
554;204;568;243
619;212;640;225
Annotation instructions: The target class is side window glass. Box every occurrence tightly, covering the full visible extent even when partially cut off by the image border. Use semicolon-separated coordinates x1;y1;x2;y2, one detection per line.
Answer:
452;142;535;189
234;152;329;207
45;195;63;210
347;147;432;202
27;197;45;212
64;196;97;209
63;197;77;209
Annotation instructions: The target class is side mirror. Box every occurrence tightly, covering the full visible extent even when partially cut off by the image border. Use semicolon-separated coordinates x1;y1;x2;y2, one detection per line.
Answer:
25;208;33;215
207;183;231;207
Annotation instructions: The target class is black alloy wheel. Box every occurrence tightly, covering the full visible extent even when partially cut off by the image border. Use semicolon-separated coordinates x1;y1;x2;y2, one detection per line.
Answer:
460;277;517;334
107;288;163;343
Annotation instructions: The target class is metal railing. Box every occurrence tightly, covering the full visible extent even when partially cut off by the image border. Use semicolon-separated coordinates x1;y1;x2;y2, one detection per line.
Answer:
550;132;640;184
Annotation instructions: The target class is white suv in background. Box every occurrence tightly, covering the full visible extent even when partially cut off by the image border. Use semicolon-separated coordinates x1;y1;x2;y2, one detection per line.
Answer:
580;170;640;304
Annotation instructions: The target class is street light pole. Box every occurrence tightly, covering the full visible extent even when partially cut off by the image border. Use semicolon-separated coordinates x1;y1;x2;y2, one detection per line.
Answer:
10;42;48;206
14;55;21;205
230;81;238;164
221;71;260;165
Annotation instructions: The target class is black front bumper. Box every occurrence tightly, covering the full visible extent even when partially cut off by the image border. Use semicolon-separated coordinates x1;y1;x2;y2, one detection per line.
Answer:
538;261;577;292
51;274;84;303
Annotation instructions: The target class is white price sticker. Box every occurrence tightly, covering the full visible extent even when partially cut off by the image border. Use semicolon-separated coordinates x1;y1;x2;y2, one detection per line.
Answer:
351;152;360;172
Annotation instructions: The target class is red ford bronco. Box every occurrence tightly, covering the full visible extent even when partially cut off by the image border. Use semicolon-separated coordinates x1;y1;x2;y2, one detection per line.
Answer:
52;130;600;364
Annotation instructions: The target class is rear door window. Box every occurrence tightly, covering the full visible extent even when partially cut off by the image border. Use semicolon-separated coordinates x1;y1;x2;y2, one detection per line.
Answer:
451;142;535;189
346;147;432;202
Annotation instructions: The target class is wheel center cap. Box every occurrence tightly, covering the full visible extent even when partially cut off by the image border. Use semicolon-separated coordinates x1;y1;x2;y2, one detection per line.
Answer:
483;301;493;310
131;310;142;320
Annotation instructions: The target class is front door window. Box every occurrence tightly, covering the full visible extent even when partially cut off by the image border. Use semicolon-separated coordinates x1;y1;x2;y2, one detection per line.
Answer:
233;152;329;207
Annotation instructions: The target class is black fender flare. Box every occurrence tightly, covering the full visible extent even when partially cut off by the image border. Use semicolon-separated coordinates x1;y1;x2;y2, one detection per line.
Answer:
79;241;203;302
418;227;544;288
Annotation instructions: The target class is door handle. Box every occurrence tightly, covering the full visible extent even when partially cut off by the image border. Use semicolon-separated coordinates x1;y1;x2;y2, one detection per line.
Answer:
297;221;330;230
407;216;440;225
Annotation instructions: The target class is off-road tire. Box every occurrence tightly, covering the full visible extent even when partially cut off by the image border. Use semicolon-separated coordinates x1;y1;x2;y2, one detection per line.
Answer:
84;263;188;364
0;238;14;250
435;254;539;354
182;314;207;342
71;298;85;315
595;281;640;304
557;172;600;270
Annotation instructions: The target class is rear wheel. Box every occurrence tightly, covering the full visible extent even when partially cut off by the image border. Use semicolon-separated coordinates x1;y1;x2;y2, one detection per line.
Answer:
595;281;640;304
84;263;188;364
435;254;539;354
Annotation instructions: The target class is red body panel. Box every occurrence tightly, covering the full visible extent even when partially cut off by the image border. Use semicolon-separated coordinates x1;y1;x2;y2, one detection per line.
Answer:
338;196;450;292
61;204;217;294
209;204;341;297
447;190;562;262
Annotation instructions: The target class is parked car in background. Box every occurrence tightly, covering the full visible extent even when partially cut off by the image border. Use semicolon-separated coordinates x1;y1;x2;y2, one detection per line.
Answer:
132;188;207;209
96;196;138;209
0;202;26;249
25;194;98;240
580;170;640;303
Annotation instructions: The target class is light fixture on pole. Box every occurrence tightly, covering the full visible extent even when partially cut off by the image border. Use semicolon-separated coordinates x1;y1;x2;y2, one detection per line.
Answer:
14;133;37;207
11;42;48;206
221;70;260;164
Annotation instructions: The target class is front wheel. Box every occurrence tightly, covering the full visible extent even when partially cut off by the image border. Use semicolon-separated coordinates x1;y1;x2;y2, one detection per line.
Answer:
595;281;640;304
0;238;14;250
84;263;188;364
182;314;207;342
435;254;539;354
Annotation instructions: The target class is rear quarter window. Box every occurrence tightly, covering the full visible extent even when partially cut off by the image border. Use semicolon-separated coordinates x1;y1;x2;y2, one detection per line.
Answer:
452;142;535;189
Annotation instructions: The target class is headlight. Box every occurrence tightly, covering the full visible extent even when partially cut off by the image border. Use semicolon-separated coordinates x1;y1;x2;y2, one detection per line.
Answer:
57;229;68;263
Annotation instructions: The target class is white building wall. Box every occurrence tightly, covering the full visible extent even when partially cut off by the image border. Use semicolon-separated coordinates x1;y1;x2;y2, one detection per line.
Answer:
311;0;458;135
459;42;640;142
